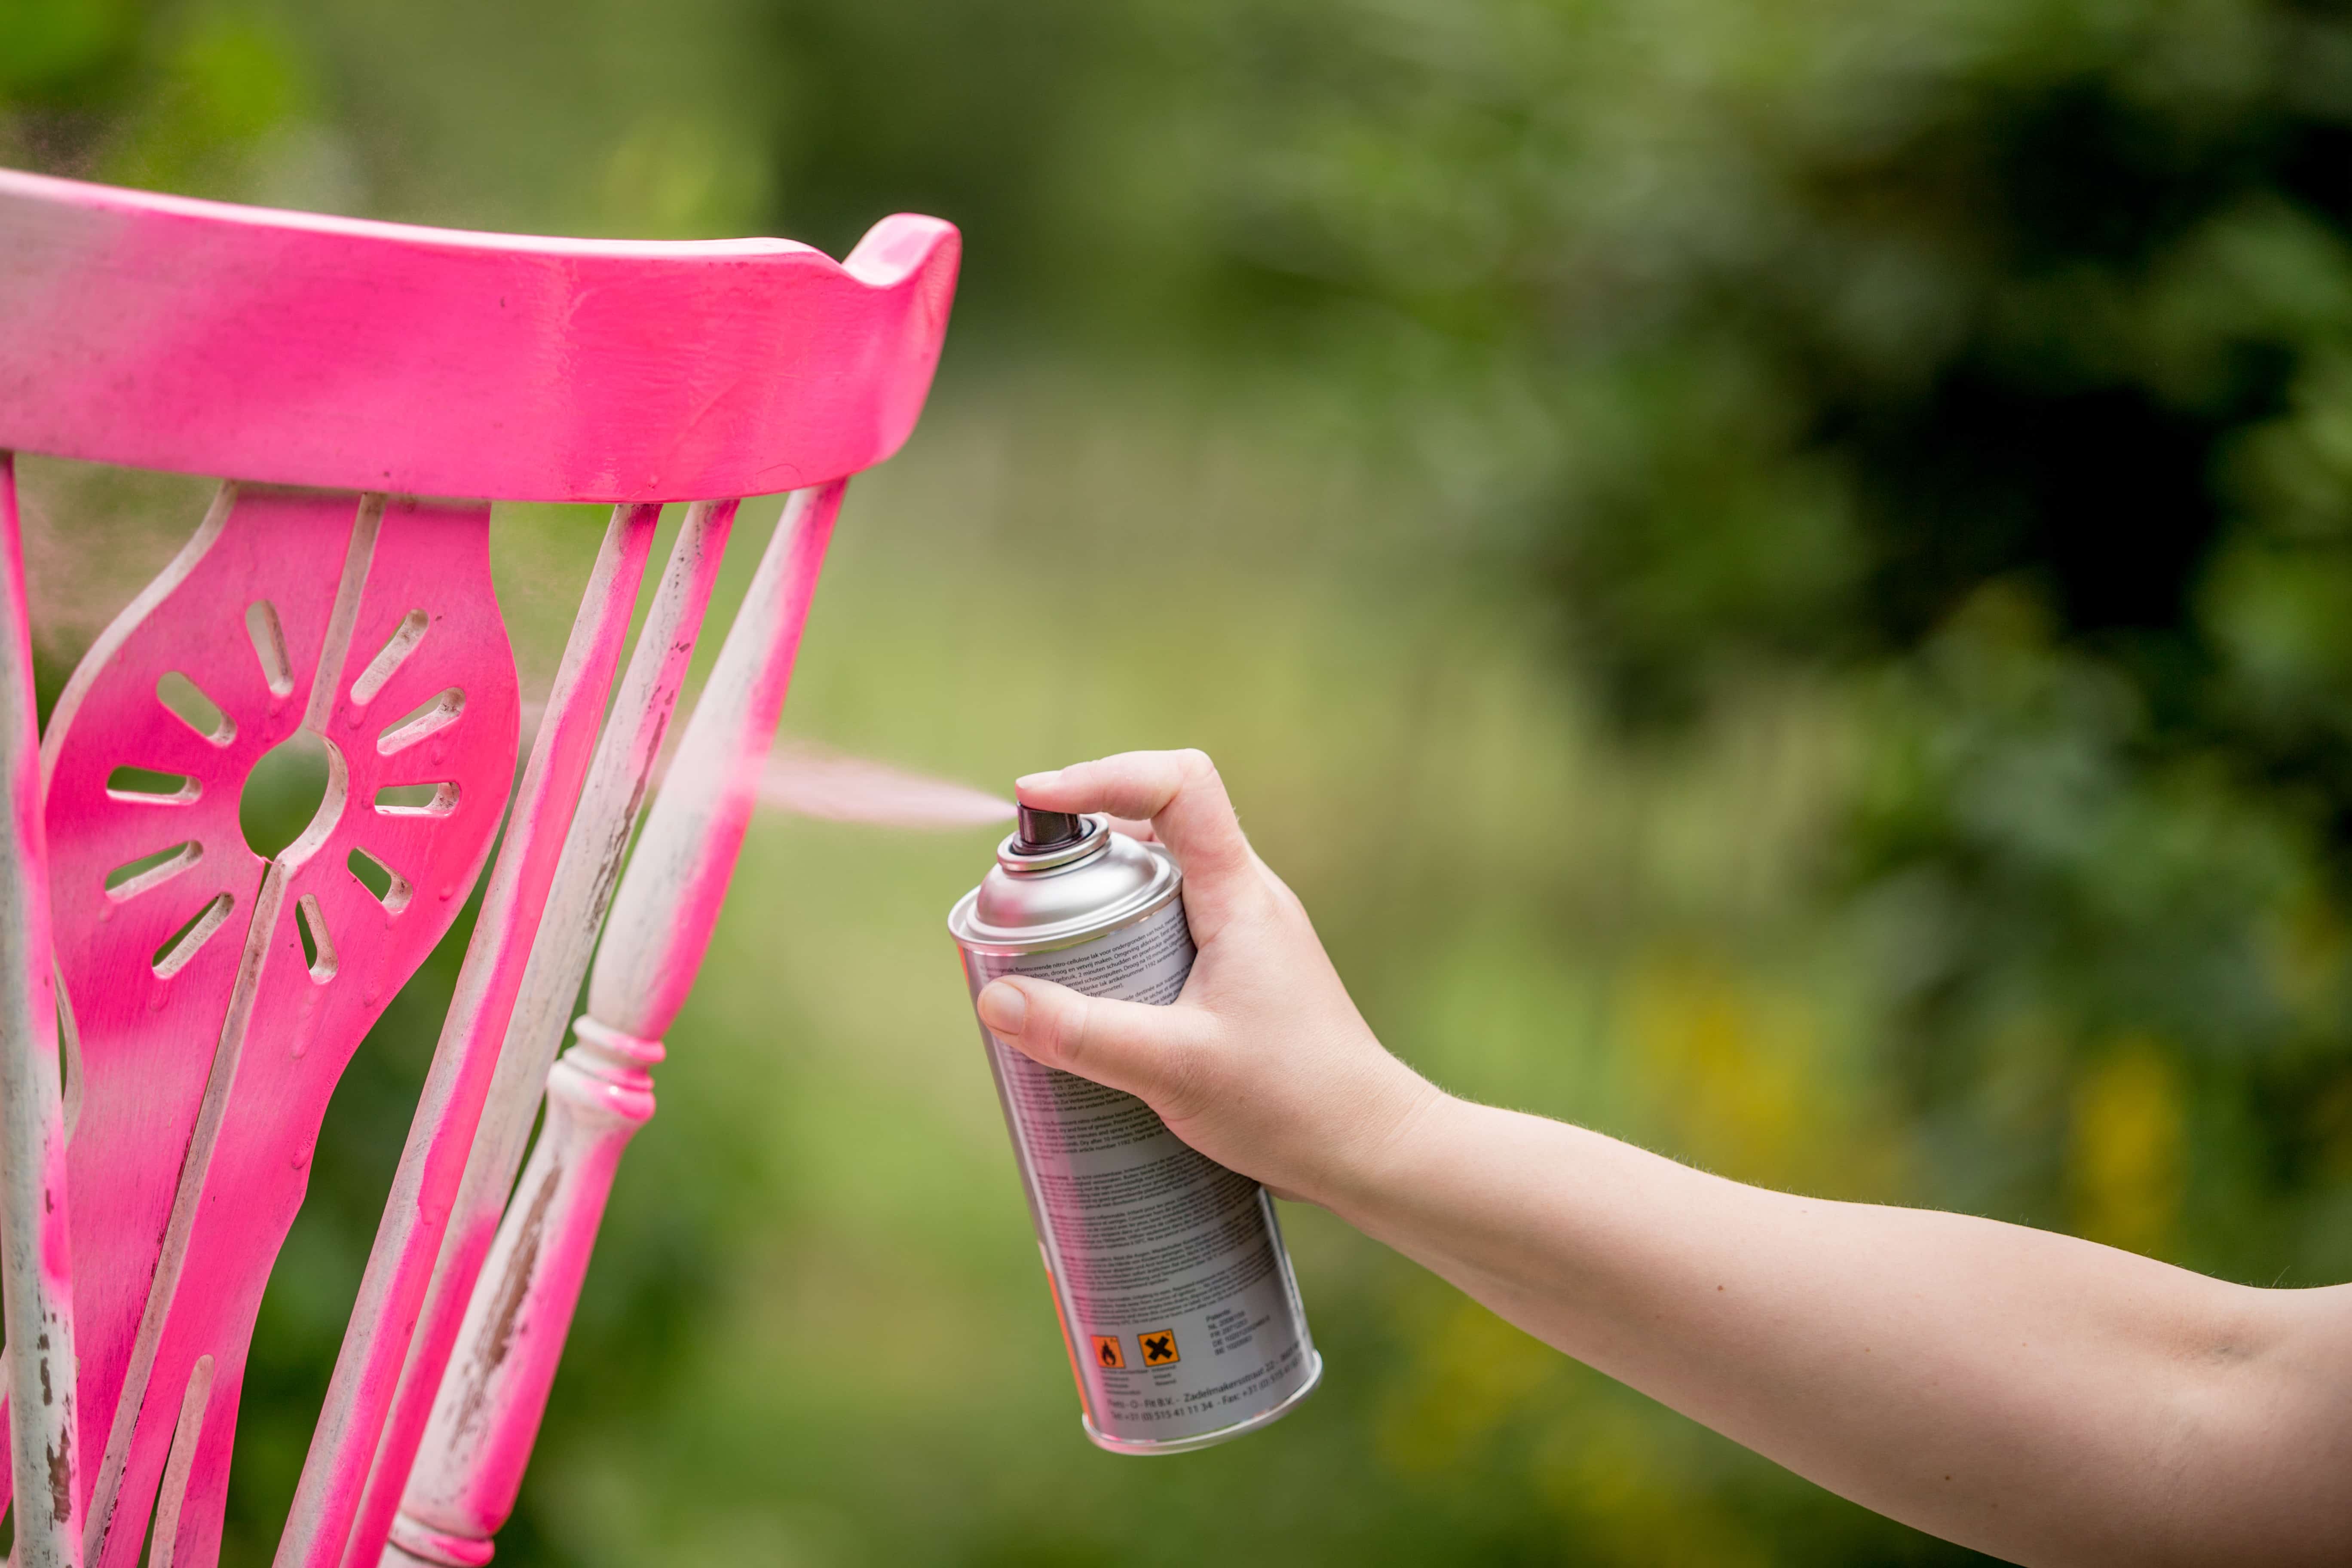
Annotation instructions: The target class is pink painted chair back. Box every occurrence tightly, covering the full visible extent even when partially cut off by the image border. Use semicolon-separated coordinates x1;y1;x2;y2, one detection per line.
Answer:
0;169;957;1568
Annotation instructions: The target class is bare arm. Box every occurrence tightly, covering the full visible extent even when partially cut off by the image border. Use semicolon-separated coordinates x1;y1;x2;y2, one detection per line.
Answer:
976;750;2352;1568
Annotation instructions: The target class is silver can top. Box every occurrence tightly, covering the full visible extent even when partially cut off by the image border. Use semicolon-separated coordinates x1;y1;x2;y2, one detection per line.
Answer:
947;812;1182;953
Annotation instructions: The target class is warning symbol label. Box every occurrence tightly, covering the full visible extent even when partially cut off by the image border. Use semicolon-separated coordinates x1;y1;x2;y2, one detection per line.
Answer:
1139;1328;1181;1366
1091;1335;1127;1370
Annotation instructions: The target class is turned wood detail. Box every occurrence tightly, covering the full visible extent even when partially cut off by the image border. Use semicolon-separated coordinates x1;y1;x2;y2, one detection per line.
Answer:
382;482;843;1568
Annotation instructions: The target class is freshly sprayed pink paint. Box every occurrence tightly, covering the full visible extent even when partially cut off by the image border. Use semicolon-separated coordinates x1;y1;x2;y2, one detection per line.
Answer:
1;168;957;1568
593;483;842;1039
276;505;658;1568
0;171;959;503
45;491;519;1568
42;486;352;1532
352;502;742;1568
385;1022;658;1565
386;485;845;1566
348;1206;499;1568
41;1139;71;1282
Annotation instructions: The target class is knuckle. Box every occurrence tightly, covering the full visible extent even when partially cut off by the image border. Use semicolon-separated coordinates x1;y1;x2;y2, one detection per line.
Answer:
1155;1025;1222;1122
1045;993;1096;1072
1263;867;1309;921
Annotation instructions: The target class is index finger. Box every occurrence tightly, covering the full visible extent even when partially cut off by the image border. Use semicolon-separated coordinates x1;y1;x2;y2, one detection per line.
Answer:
1016;750;1255;937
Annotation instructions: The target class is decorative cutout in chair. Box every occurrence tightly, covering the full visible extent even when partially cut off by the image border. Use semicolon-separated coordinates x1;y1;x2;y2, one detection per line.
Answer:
0;168;958;1568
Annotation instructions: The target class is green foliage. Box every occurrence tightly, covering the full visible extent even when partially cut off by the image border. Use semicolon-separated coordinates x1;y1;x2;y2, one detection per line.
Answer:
20;0;2352;1562
0;0;143;98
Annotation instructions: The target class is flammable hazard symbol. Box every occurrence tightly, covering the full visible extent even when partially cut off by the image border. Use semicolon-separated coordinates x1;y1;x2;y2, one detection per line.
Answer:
1091;1335;1127;1370
1140;1328;1182;1366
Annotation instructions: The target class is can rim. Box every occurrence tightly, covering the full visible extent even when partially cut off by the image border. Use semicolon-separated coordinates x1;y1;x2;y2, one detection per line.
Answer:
946;853;1183;955
995;813;1113;873
1078;1351;1324;1455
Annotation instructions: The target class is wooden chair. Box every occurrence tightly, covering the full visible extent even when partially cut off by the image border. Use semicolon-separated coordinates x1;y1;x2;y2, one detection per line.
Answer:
0;168;959;1568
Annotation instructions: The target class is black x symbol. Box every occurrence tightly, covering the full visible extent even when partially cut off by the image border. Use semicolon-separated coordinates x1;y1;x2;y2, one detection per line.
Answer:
1142;1334;1176;1363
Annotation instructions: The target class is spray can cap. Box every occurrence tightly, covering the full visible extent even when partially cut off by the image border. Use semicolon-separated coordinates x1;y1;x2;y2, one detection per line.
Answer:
954;809;1179;948
1014;803;1087;854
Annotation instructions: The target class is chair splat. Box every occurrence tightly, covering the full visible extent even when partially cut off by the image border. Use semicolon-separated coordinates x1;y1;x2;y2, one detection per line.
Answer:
41;487;519;1568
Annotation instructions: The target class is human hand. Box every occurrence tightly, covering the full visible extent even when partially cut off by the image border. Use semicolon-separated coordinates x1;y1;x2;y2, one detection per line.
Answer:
973;749;1441;1207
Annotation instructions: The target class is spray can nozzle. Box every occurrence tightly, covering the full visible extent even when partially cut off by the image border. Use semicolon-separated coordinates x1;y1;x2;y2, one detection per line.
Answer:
1014;803;1087;854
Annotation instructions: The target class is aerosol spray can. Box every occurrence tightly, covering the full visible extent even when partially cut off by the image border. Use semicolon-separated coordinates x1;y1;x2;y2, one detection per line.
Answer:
949;805;1321;1453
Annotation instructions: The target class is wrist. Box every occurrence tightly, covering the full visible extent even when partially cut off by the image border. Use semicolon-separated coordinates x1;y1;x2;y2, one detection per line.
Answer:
1306;1051;1458;1217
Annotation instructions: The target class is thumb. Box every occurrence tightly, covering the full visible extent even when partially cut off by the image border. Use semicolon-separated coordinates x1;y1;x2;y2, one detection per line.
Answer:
976;976;1210;1106
1015;750;1258;943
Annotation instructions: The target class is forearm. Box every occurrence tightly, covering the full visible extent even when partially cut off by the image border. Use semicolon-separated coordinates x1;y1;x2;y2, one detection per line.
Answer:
989;751;2352;1562
1330;1096;2352;1568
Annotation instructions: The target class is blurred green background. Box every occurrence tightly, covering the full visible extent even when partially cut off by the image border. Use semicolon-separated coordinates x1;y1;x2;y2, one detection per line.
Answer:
15;0;2352;1561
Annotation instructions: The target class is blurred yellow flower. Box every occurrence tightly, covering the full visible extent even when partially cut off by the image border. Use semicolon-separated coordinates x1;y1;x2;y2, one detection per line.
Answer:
2070;1039;2186;1259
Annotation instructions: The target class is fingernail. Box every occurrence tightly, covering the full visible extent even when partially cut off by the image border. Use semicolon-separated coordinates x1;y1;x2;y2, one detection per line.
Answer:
977;981;1027;1034
1014;769;1062;793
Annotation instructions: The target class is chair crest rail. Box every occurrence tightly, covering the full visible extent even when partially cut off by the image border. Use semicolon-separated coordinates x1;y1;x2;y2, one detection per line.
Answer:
0;169;957;503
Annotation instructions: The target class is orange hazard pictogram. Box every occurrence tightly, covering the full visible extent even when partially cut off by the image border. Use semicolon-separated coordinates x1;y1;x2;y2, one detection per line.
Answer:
1139;1328;1181;1366
1091;1335;1127;1369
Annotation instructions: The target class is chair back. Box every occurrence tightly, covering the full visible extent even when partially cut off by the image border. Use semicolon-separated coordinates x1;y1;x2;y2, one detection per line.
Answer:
0;168;957;1568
